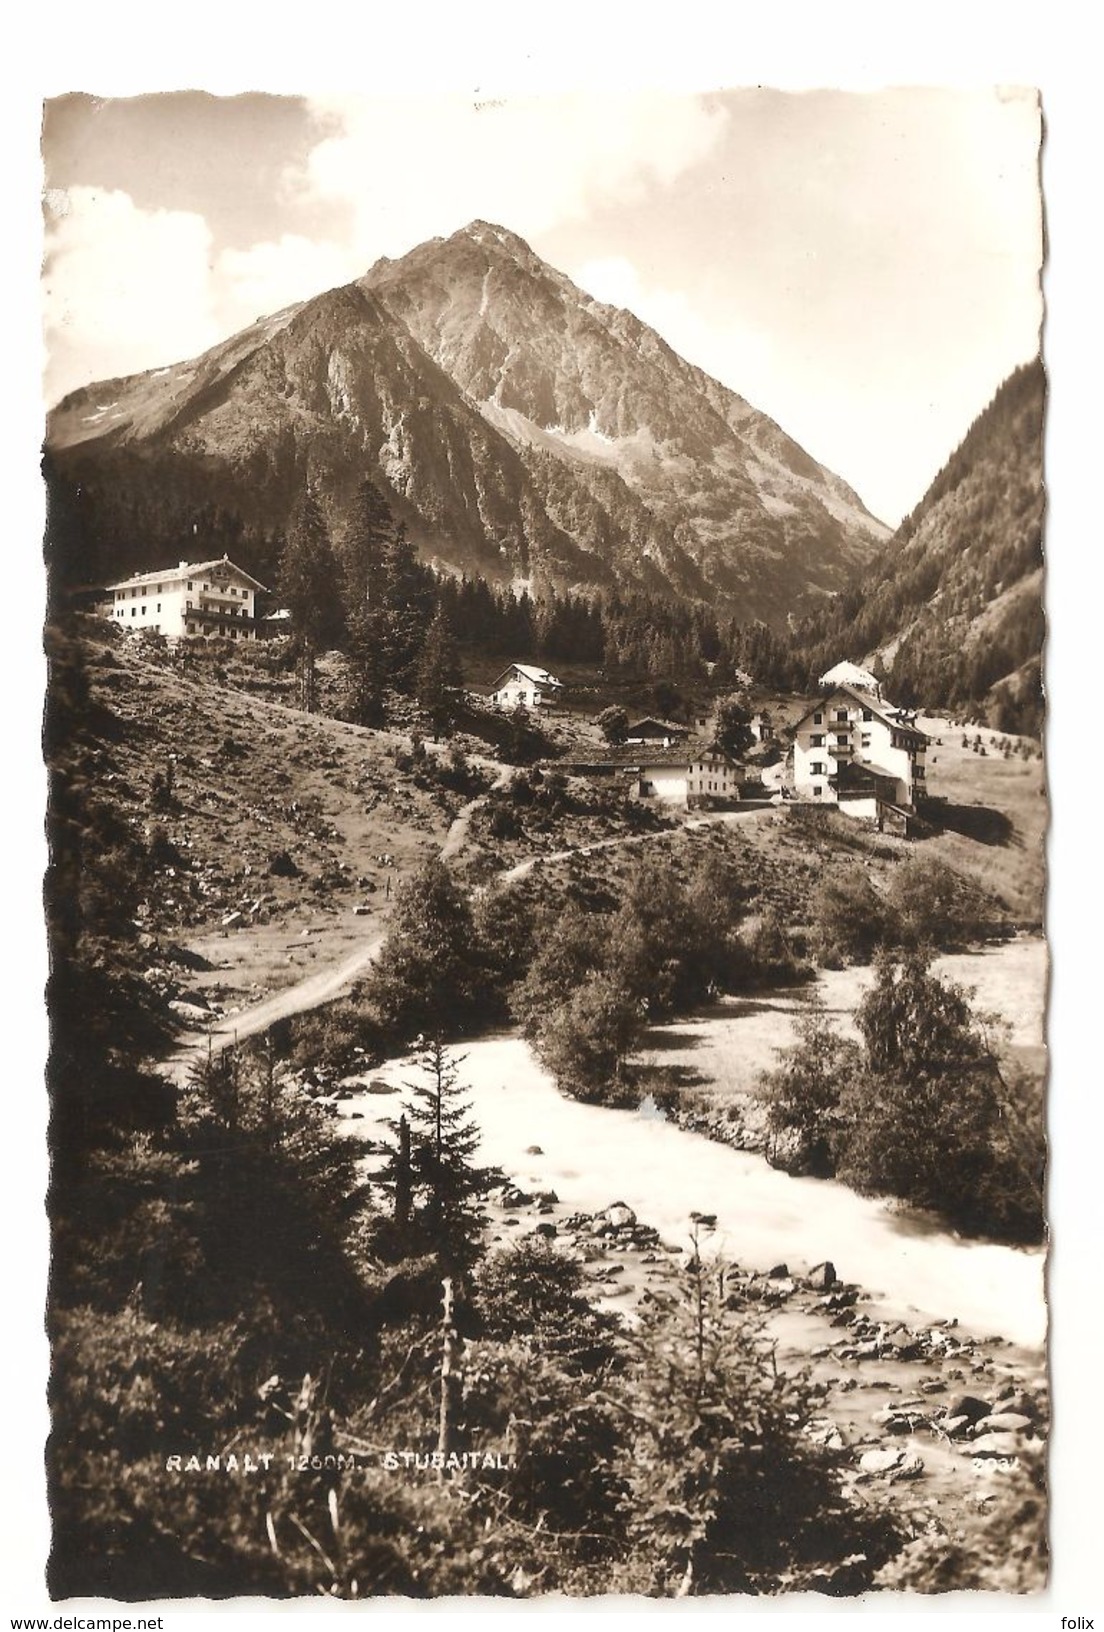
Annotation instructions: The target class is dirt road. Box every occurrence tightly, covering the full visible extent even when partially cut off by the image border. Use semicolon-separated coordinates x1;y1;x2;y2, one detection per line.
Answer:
498;801;774;883
164;796;772;1083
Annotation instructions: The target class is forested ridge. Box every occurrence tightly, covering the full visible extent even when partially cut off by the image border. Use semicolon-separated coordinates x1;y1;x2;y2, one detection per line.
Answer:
749;360;1046;733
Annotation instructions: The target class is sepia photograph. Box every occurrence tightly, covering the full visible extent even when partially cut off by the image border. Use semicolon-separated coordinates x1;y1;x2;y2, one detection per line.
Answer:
35;69;1060;1605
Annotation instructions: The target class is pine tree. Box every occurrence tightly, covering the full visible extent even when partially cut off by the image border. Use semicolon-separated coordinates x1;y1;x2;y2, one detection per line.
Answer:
398;1038;498;1271
341;478;394;613
279;490;340;713
345;605;388;727
366;859;486;1038
379;523;435;691
416;603;463;738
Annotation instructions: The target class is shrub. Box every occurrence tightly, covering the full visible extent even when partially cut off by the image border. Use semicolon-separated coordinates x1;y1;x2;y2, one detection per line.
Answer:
886;856;995;948
811;868;897;966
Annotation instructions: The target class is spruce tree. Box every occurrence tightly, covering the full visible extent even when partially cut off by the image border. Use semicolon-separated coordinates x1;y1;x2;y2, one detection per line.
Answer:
278;490;340;713
398;1038;498;1271
380;523;434;690
416;603;463;738
341;477;394;613
345;604;388;727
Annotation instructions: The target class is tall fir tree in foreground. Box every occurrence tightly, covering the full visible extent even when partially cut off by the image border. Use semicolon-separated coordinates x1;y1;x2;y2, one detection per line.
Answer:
397;1038;497;1272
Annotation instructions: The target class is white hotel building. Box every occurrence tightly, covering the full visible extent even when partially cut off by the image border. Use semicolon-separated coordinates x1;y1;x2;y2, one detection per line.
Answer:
104;556;267;641
792;683;928;818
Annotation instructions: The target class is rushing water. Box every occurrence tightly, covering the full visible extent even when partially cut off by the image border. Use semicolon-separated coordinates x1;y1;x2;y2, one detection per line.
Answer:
341;939;1047;1350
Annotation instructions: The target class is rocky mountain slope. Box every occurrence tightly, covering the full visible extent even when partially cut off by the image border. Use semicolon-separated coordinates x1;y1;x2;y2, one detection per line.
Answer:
45;222;888;623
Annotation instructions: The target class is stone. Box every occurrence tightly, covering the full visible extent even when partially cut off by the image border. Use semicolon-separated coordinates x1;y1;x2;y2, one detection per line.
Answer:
605;1202;637;1228
859;1446;905;1476
767;1263;789;1279
891;1452;926;1482
942;1416;972;1439
944;1394;991;1424
967;1432;1025;1458
974;1412;1033;1436
525;1145;544;1155
998;1391;1041;1420
808;1260;838;1290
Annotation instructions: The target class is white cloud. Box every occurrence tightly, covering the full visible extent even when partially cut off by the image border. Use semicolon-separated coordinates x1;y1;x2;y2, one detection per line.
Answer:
572;254;774;393
42;187;222;403
214;234;361;329
293;92;729;265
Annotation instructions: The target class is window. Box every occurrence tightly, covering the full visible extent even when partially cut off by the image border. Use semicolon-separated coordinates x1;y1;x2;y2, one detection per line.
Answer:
861;734;871;748
835;733;848;746
811;733;824;747
187;623;196;634
810;761;825;775
130;607;136;617
863;708;873;721
187;581;193;590
813;786;822;797
813;711;823;725
156;603;161;613
836;709;848;722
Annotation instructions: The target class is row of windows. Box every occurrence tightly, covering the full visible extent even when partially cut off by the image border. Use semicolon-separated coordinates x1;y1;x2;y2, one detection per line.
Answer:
812;707;875;726
115;581;251;600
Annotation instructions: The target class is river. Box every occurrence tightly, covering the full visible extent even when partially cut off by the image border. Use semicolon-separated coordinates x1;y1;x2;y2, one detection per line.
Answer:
339;938;1048;1350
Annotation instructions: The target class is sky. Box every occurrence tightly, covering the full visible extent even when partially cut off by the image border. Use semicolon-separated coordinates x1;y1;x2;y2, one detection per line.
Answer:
40;86;1043;526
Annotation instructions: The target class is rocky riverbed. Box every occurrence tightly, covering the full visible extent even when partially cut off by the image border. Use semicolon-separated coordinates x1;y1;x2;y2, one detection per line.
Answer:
480;1185;1047;1537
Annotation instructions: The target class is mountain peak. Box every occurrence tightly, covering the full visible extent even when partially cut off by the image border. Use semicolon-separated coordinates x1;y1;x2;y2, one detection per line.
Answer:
455;220;536;258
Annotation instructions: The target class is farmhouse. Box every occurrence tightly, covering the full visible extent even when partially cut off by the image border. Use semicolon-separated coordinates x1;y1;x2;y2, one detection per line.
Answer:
489;664;564;710
103;556;267;641
792;683;928;820
624;717;690;747
630;746;746;808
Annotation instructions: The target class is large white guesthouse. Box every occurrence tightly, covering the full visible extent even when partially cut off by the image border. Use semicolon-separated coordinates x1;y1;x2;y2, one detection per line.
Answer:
792;682;928;821
104;556;267;641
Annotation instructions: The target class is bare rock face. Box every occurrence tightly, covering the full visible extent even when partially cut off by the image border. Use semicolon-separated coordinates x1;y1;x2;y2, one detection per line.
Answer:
46;221;888;623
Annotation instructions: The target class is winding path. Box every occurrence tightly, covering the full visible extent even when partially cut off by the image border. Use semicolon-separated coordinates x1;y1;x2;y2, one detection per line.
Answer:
163;791;771;1083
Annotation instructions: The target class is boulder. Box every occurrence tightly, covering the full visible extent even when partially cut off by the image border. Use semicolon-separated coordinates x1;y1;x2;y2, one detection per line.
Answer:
808;1260;837;1290
974;1412;1034;1436
944;1394;991;1425
942;1416;972;1439
605;1202;637;1229
967;1431;1025;1458
998;1390;1041;1420
767;1263;789;1279
859;1446;906;1476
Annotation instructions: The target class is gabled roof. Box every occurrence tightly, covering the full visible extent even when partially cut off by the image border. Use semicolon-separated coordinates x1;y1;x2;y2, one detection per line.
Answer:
626;717;689;736
104;555;269;593
819;659;882;693
491;663;563;689
795;684;928;744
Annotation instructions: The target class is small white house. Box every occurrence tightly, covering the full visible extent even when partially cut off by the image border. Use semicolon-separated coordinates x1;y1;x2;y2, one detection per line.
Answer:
489;663;564;710
103;555;268;641
792;683;927;816
633;748;746;807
